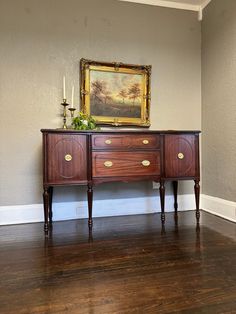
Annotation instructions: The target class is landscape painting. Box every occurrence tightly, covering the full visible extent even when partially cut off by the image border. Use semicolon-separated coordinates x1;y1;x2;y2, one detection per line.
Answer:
80;59;151;127
90;70;142;118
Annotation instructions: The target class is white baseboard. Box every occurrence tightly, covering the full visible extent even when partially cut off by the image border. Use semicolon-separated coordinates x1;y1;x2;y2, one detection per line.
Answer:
201;194;236;223
0;194;196;226
2;194;234;226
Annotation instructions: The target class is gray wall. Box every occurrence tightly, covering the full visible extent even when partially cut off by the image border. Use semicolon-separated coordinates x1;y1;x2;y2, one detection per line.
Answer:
0;0;201;206
202;0;236;202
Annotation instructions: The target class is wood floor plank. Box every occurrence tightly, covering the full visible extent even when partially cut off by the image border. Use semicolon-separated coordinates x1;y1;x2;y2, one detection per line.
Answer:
0;211;236;313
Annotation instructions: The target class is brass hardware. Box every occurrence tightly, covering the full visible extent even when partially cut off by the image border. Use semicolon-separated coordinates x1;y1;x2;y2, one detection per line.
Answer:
64;154;72;162
104;161;113;167
178;153;184;160
142;139;149;145
141;160;150;167
105;139;112;145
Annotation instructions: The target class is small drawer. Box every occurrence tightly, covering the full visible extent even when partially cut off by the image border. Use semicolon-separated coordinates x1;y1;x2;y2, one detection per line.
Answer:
92;134;160;150
92;151;160;177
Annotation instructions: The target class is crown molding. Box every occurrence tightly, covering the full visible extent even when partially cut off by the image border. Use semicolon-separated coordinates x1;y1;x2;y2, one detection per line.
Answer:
118;0;212;12
118;0;198;11
201;0;211;10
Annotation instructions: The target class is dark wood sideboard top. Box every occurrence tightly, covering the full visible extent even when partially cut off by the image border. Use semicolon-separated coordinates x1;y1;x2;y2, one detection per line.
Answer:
41;129;201;134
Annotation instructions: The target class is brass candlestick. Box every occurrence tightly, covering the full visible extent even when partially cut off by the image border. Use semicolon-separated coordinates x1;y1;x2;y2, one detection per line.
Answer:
61;99;69;129
68;107;76;128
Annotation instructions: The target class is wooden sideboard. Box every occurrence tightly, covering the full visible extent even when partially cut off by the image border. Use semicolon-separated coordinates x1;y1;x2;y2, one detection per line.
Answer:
41;129;200;232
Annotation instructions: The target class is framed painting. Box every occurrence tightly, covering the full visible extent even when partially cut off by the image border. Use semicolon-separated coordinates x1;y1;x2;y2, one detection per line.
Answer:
80;58;151;127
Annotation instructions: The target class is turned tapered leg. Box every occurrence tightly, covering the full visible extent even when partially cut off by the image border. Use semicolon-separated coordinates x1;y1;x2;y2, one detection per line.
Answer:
87;183;93;227
88;226;93;243
194;179;200;223
159;180;165;223
43;187;50;232
173;181;178;221
49;186;53;225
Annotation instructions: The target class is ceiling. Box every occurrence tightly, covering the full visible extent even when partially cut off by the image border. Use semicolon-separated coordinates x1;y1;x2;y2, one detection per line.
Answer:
118;0;212;12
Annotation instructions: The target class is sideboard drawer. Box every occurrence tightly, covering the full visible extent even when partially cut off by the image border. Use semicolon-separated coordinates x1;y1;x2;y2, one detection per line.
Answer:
92;151;160;177
92;134;160;150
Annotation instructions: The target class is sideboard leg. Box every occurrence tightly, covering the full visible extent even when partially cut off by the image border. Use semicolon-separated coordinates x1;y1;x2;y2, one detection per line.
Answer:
43;187;50;233
49;186;53;225
194;180;200;223
87;183;93;227
160;180;165;223
173;181;178;220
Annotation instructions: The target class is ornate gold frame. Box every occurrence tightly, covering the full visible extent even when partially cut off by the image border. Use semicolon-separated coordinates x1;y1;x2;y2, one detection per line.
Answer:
80;58;151;127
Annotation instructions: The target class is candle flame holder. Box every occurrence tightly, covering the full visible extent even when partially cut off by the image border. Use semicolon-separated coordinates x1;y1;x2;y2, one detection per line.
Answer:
68;107;76;128
61;99;69;129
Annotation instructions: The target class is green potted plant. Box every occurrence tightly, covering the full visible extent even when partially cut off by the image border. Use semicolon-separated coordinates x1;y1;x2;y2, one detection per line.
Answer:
72;112;98;130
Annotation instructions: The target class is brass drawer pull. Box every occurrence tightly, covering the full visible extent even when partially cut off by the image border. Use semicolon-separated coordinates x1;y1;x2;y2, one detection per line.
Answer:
177;153;184;160
142;160;150;167
142;139;149;145
104;161;113;167
105;139;112;145
64;154;72;162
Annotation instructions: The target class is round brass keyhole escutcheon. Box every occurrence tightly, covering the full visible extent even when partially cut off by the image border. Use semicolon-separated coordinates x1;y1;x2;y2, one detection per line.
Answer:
64;154;72;162
177;153;184;160
142;139;149;145
105;139;112;145
142;160;150;167
104;161;113;167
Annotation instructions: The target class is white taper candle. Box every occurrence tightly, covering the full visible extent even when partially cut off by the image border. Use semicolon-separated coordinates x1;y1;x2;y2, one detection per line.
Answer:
63;76;66;100
71;85;74;108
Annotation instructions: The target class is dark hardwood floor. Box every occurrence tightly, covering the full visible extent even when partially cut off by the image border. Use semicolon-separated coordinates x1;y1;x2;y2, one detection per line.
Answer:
0;210;236;314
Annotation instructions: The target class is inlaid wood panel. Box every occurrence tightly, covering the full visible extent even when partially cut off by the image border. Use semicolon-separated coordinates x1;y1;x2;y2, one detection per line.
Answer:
92;134;160;150
92;151;160;177
46;134;87;184
164;135;197;178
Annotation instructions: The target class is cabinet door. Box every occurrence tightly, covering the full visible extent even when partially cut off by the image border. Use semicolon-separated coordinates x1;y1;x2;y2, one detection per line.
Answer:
164;134;198;178
46;134;87;184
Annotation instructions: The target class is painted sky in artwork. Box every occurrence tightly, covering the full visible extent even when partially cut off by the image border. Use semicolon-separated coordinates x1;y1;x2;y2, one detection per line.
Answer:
90;70;143;100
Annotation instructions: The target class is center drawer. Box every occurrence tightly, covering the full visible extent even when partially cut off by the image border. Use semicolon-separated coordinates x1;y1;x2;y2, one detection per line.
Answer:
92;134;160;150
92;151;160;177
